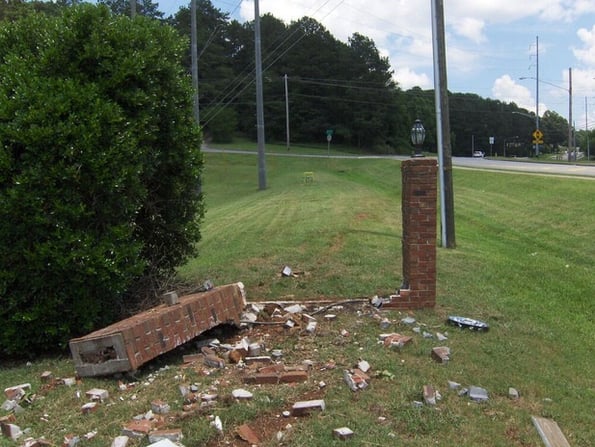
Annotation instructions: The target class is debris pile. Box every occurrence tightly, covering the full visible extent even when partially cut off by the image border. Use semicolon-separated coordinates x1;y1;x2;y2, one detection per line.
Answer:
1;293;503;446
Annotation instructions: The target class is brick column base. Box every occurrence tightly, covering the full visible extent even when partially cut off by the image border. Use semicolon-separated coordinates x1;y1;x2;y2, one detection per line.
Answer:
385;159;437;309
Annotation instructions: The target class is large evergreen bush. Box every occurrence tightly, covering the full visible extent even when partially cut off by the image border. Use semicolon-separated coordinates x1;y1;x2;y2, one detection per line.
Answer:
0;5;203;356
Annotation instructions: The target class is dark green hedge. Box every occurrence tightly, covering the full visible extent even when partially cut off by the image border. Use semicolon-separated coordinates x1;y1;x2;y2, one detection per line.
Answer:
0;4;204;356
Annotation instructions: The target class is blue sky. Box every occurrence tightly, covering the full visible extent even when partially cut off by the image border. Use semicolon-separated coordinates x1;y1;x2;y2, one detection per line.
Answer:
161;0;595;131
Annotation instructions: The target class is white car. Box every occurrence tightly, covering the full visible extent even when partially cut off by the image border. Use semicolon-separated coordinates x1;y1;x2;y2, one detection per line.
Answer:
472;151;485;158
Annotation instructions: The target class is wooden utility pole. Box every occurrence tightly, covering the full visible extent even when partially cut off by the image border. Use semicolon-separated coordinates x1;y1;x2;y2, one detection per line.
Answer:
254;0;267;190
191;0;199;124
431;0;456;248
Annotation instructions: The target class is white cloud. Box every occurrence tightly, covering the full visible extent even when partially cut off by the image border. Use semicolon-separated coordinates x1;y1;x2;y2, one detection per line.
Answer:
492;75;547;114
451;17;486;44
573;25;595;66
395;67;431;90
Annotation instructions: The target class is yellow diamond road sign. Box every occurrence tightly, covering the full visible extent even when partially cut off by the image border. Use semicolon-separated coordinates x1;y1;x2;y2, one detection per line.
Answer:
532;129;543;140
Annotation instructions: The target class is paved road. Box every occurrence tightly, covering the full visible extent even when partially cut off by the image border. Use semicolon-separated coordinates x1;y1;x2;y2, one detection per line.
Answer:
202;147;595;179
452;157;595;178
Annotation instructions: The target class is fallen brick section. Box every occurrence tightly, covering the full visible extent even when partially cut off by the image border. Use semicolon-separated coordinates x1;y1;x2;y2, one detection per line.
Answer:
69;283;246;377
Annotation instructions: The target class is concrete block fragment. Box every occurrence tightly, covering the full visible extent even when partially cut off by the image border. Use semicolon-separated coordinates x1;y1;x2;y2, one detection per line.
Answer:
423;385;436;405
147;440;181;447
1;423;22;440
1;400;17;412
151;400;170;414
291;399;325;416
244;356;272;365
63;434;79;447
86;388;109;401
81;402;99;414
111;435;129;447
232;389;253;400
162;291;178;306
469;386;489;402
148;429;183;443
508;387;519;399
333;427;354;440
357;360;370;373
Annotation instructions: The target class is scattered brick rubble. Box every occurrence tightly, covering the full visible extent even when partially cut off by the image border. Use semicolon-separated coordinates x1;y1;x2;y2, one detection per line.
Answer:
1;292;501;446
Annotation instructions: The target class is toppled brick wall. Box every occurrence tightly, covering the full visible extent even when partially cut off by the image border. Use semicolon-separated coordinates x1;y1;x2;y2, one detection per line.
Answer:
69;282;246;377
386;158;437;309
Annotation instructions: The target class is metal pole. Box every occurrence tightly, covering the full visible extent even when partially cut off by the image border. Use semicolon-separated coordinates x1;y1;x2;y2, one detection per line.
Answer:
130;0;136;18
254;0;267;190
285;74;290;150
535;36;540;156
587;97;590;161
191;0;199;125
568;67;572;162
432;0;454;248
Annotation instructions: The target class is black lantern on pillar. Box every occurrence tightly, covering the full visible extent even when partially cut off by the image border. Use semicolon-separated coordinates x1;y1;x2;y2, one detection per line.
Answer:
410;119;426;157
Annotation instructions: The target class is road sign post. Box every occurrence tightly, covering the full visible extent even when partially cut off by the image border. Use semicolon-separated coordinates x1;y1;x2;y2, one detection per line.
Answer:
326;129;333;157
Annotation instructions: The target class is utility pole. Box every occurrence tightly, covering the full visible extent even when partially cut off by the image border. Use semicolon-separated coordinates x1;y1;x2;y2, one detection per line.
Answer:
191;0;199;125
254;0;267;190
535;36;540;156
568;67;573;161
284;74;290;150
586;97;590;161
130;0;136;18
431;0;455;248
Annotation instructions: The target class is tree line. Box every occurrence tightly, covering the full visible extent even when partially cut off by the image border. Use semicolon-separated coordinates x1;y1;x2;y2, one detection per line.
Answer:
1;0;586;156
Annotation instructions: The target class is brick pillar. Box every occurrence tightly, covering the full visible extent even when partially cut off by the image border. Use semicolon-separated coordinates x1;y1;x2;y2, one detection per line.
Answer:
389;158;437;309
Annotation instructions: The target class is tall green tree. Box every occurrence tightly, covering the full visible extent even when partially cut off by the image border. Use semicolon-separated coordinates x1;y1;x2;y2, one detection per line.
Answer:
0;4;203;356
98;0;163;18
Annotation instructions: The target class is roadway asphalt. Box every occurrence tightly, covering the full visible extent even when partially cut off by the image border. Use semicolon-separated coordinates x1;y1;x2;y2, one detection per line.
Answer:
202;147;595;179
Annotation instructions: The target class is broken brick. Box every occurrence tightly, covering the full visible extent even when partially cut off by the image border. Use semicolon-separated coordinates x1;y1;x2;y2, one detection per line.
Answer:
236;424;260;445
431;346;450;363
182;354;203;364
382;333;413;348
279;370;308;383
122;419;153;438
203;354;225;369
243;373;279;385
1;423;22;440
4;384;30;401
257;364;284;374
40;371;53;383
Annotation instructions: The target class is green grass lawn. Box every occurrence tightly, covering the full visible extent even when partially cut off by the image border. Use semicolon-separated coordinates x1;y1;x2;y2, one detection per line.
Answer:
1;149;593;446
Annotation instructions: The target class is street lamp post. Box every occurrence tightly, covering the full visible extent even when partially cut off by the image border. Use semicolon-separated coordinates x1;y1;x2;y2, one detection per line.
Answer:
410;119;426;157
